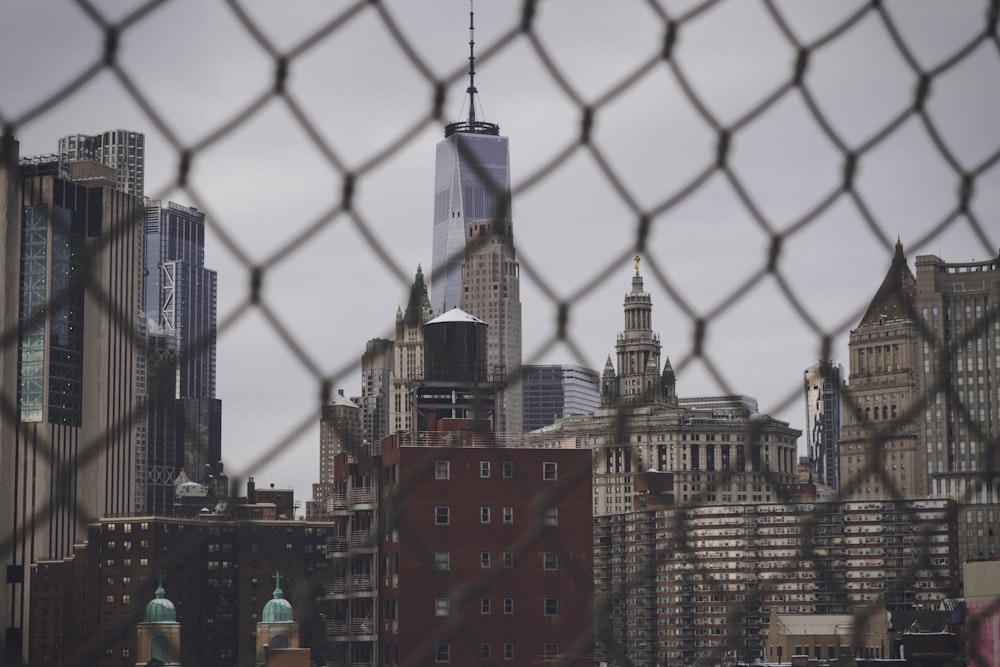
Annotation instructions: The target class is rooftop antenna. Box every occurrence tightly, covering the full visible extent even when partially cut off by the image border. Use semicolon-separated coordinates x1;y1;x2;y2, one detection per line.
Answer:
467;0;478;125
445;0;499;137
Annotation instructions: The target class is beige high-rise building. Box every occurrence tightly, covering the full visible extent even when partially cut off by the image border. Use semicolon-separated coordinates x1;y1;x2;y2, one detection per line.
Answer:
460;219;522;434
842;240;1000;563
840;240;926;500
0;137;144;662
390;267;432;435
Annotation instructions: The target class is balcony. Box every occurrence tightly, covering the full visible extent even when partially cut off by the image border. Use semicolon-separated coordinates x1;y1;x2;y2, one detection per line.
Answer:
350;487;375;509
324;617;376;640
326;537;348;557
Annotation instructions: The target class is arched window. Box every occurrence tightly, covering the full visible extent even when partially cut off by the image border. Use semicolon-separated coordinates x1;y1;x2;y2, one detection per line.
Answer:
270;634;290;649
150;636;170;662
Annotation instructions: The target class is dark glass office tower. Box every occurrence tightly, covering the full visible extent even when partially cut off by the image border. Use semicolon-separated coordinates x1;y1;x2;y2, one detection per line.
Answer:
143;201;220;497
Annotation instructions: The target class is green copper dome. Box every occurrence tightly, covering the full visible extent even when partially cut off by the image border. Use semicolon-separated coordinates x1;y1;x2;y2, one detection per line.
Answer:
262;573;294;623
143;579;177;623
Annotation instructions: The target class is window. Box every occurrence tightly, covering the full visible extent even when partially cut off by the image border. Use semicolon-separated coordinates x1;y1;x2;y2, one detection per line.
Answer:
481;551;491;568
435;460;450;480
481;643;492;660
435;506;450;525
503;461;514;478
435;598;450;616
544;552;558;571
543;462;557;480
544;598;559;616
504;597;514;614
480;506;491;524
503;506;513;524
504;643;514;660
480;461;491;478
435;644;450;663
503;551;514;568
481;598;491;614
544;643;559;659
434;552;450;571
544;507;558;526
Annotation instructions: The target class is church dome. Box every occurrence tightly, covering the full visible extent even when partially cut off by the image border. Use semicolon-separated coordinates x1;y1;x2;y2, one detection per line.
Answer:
262;576;294;623
144;580;177;623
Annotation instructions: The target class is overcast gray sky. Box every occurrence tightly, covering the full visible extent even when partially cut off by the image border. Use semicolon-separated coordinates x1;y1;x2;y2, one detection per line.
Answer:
3;0;997;508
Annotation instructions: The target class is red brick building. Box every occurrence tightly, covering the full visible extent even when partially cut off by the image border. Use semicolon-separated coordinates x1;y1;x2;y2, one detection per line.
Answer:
325;430;593;666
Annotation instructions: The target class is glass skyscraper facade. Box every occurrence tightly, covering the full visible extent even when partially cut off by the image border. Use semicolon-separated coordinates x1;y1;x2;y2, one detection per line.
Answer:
430;125;511;314
522;364;600;432
142;200;220;495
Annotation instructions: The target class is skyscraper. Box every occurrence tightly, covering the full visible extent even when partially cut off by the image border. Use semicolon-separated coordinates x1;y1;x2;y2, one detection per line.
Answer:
803;360;844;490
840;240;927;502
0;136;145;662
431;11;522;432
842;241;1000;563
142;200;220;493
429;115;511;315
460;219;522;433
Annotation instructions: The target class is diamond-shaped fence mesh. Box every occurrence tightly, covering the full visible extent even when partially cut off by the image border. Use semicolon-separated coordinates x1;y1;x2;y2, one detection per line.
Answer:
2;0;999;665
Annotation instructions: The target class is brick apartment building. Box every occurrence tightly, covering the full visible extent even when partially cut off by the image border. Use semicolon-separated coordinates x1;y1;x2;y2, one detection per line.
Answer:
29;510;334;666
324;430;594;667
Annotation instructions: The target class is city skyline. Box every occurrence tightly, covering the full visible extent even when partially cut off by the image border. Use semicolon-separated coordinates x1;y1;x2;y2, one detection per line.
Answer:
1;0;997;503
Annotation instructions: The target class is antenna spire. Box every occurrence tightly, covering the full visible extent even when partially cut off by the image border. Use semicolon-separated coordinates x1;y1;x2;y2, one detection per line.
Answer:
444;0;499;137
467;0;477;125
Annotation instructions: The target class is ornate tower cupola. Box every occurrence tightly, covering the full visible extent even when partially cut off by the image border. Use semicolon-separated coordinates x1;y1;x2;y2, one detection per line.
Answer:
614;256;663;406
136;576;182;666
256;572;301;665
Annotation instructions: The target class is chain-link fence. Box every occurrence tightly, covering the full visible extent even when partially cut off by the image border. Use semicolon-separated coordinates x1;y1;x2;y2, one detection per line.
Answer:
2;0;999;665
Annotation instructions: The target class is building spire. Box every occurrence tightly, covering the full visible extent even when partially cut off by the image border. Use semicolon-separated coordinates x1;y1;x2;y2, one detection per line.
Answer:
445;0;499;137
467;0;477;126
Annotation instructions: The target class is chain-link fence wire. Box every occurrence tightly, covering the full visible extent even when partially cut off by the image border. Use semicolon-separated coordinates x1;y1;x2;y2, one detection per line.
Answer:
2;0;1000;664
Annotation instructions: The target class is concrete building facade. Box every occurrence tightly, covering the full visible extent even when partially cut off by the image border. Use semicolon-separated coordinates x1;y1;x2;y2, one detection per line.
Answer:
595;496;959;665
1;137;145;663
460;218;522;435
536;261;801;517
